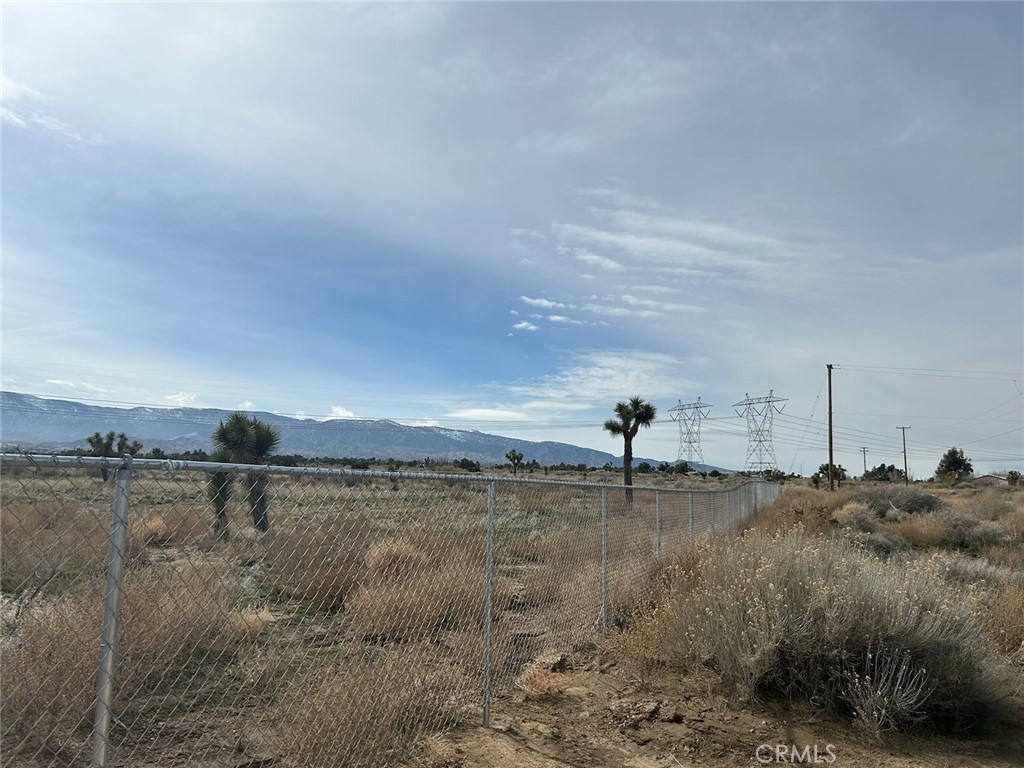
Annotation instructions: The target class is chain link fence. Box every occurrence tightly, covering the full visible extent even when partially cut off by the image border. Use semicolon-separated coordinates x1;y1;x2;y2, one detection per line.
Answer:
0;454;778;768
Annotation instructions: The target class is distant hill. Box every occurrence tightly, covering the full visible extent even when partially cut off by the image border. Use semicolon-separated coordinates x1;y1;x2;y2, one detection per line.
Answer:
0;391;734;470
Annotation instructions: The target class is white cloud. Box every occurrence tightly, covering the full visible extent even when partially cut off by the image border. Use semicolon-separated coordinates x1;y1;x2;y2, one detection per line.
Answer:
581;303;661;318
520;296;566;309
165;392;198;407
237;400;255;410
512;321;539;331
547;314;584;324
445;407;530;421
621;294;704;313
506;349;697;406
329;405;356;419
509;227;545;239
593;208;786;250
573;250;624;271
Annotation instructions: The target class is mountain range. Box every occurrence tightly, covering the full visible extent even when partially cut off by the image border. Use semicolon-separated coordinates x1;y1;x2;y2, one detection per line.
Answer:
0;391;727;470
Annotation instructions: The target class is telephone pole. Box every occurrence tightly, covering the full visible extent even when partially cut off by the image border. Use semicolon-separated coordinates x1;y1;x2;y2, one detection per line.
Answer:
860;447;869;475
897;426;911;485
827;364;835;491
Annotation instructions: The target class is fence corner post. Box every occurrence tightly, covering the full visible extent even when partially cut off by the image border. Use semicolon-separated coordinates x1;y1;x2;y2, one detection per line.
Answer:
600;487;608;631
654;490;662;561
92;455;134;768
482;480;496;728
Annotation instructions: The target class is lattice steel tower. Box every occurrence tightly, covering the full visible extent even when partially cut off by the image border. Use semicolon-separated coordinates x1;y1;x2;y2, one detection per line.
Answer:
668;397;711;465
733;390;787;472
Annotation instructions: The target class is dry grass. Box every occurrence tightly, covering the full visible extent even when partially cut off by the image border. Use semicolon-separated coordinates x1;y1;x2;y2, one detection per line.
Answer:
0;500;137;594
744;486;850;536
276;646;467;768
345;528;503;643
891;513;956;548
853;486;943;516
607;528;1007;738
1;565;258;759
132;504;209;548
264;518;369;608
831;501;877;533
891;510;1008;550
984;582;1024;660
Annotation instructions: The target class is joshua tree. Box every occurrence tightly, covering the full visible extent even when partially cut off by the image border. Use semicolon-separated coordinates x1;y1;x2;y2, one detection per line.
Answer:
211;413;280;534
87;431;116;481
505;448;524;476
115;433;144;456
207;450;234;541
603;397;657;497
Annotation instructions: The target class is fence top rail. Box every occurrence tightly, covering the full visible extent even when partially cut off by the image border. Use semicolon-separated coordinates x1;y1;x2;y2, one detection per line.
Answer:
0;452;778;494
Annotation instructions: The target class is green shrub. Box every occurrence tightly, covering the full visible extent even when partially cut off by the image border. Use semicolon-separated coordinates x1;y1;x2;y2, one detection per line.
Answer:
648;530;1003;737
854;487;942;516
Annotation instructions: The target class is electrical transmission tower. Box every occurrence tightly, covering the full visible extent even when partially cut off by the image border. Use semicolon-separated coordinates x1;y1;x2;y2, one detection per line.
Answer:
668;397;712;465
733;390;787;472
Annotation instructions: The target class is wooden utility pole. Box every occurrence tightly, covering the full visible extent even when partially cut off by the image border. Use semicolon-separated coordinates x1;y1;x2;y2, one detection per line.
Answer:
860;447;869;475
897;426;911;485
827;364;834;491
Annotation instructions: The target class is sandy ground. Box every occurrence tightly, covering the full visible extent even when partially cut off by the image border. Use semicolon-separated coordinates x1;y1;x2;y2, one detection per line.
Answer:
411;653;1024;768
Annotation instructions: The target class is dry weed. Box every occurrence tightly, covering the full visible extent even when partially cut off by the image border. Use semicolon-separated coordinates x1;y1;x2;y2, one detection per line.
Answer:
984;582;1024;659
1;565;252;758
610;529;1005;738
0;500;141;594
265;518;369;607
277;646;467;768
345;528;502;643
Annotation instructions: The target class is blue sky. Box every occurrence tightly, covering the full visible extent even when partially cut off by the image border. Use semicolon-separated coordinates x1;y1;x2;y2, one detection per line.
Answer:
2;2;1022;475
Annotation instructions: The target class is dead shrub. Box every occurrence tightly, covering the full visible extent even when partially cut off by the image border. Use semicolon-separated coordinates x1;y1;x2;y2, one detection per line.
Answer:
612;530;1005;738
832;501;877;533
345;528;502;643
1;565;251;758
133;504;208;548
277;647;467;768
265;519;369;608
892;513;955;548
984;582;1024;659
0;500;141;595
854;486;942;517
745;487;851;536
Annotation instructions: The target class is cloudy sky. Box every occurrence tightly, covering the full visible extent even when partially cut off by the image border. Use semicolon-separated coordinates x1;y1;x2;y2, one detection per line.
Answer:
3;2;1022;475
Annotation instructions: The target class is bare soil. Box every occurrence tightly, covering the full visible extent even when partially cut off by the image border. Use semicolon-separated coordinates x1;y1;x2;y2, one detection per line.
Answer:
412;653;1024;768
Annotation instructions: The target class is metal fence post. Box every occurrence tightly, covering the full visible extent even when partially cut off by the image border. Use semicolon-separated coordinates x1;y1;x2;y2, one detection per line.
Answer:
710;492;716;534
688;492;694;542
600;487;608;630
92;456;134;768
654;490;661;561
482;481;496;728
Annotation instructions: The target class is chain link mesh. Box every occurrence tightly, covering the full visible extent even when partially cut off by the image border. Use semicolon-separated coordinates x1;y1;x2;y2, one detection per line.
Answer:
0;455;778;767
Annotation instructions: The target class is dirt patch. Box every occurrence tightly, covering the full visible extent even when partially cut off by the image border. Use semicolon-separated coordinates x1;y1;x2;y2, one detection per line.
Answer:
410;652;1024;768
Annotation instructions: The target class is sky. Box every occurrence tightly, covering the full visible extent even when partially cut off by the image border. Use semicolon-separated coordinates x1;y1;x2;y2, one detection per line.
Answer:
2;2;1022;477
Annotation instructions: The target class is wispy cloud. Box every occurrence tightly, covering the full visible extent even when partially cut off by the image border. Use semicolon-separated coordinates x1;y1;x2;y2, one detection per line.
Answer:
621;294;704;313
165;392;198;407
512;321;539;331
505;350;698;407
520;296;567;310
445;407;530;421
573;250;624;271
